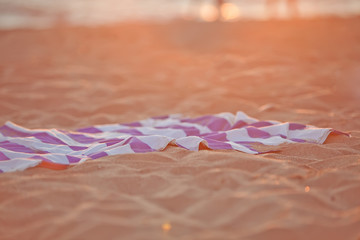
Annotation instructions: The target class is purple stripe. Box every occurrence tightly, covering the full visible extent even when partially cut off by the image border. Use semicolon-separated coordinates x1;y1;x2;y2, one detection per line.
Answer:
208;118;231;131
106;141;119;147
0;141;40;153
33;132;66;145
128;137;153;153
234;141;257;146
0;169;3;173
203;132;228;141
205;139;233;150
89;151;108;159
0;125;30;137
250;121;274;128
183;116;231;131
77;127;102;134
0;152;9;161
66;155;82;163
116;128;143;136
246;127;271;139
69;146;88;151
177;127;200;136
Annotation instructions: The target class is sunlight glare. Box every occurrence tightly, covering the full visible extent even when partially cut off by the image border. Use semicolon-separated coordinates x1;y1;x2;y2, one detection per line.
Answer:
162;222;172;233
200;3;219;22
221;3;242;21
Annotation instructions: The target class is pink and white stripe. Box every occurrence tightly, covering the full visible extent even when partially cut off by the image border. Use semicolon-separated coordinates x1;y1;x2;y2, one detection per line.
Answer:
0;111;344;173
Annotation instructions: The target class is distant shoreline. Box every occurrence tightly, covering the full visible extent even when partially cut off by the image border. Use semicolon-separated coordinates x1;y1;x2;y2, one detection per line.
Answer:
0;14;360;31
0;0;360;29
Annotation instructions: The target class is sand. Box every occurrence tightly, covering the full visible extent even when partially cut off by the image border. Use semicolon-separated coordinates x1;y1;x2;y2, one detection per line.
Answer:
0;17;360;240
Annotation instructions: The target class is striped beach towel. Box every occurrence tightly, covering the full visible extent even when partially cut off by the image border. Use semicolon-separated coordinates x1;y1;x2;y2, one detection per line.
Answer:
0;111;343;173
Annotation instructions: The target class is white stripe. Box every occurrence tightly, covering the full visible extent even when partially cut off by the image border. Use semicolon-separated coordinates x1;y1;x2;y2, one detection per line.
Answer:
138;135;173;150
260;123;290;137
226;128;293;145
175;136;205;151
216;112;236;125
289;128;332;143
137;127;187;139
0;159;41;172
106;144;134;155
228;142;258;154
82;143;108;155
95;124;129;132
235;111;258;124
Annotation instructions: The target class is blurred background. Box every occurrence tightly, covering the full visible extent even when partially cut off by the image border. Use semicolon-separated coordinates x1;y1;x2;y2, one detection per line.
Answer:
0;0;359;29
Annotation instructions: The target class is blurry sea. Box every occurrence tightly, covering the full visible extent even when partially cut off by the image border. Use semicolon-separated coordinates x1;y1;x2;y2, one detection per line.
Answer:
0;0;360;29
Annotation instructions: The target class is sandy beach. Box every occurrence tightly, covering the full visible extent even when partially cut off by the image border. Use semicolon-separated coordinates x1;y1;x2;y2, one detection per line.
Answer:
0;17;360;239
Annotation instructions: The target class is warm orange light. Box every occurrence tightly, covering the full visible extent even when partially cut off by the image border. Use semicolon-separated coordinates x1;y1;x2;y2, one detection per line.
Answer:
162;222;172;233
200;3;219;22
305;186;310;193
221;3;241;21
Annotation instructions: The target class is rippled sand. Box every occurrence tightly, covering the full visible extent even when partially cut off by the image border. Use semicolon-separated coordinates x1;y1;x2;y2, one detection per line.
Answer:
0;18;360;240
